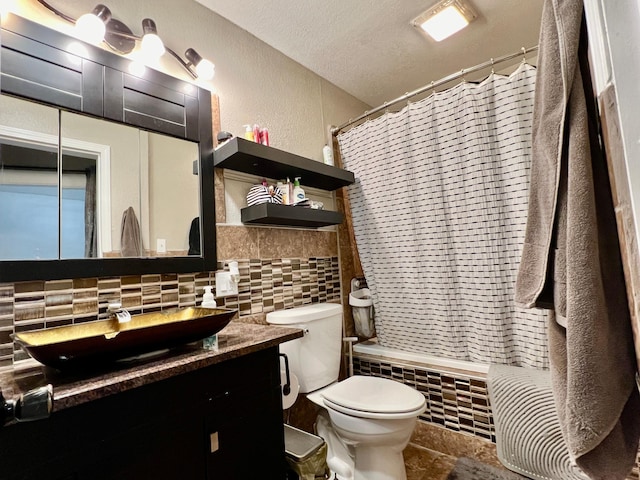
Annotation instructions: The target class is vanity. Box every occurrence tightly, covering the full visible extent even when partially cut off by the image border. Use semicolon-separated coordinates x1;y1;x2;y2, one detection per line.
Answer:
0;322;302;479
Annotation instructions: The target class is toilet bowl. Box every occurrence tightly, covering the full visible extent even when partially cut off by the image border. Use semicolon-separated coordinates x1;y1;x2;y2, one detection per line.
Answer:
308;375;426;480
266;303;426;480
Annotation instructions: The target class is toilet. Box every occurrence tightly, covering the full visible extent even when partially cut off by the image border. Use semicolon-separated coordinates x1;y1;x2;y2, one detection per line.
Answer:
267;303;426;480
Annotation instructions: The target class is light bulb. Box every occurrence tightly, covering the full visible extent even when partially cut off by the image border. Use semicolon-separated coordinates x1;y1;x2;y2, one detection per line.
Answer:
140;18;165;60
141;33;165;59
75;12;106;44
195;59;215;80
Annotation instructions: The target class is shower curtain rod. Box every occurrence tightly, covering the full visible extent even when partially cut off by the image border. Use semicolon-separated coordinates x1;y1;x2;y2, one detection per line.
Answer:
331;45;539;135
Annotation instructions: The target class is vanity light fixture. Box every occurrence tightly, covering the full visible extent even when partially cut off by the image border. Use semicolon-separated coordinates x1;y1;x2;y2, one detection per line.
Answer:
412;0;477;42
35;0;214;80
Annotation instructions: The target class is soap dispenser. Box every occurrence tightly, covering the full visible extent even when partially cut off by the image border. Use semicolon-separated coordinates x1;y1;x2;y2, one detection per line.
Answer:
202;286;217;308
201;285;218;351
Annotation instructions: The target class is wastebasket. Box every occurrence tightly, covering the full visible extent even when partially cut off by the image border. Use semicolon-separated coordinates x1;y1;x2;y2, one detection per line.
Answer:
284;424;329;480
349;288;375;338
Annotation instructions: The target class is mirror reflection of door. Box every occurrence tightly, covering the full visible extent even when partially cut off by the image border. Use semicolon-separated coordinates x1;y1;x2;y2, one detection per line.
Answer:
0;95;59;260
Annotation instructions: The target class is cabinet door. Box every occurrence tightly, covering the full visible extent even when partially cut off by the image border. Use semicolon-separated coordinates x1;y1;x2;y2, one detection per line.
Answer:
206;386;286;479
104;69;199;141
0;29;103;116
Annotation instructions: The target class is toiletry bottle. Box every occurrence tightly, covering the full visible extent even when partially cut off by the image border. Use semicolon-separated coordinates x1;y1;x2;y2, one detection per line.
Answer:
243;124;254;141
253;124;260;143
202;285;216;308
281;179;289;205
260;127;270;146
293;177;305;203
323;145;334;166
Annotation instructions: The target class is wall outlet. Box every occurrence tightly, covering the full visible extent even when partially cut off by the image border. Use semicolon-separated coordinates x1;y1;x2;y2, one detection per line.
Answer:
216;271;238;297
156;238;166;254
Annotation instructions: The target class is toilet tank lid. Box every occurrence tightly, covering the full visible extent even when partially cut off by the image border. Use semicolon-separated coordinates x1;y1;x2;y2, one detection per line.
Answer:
266;303;342;325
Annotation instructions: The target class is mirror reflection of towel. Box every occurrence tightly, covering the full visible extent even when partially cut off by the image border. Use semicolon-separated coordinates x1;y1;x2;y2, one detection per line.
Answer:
188;217;200;256
120;206;142;257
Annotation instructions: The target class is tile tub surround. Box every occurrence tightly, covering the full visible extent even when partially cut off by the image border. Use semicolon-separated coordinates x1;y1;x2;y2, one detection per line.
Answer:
0;256;340;368
0;322;302;412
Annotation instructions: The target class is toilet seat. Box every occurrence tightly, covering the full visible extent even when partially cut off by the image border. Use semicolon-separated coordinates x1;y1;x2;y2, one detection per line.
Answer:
320;376;426;419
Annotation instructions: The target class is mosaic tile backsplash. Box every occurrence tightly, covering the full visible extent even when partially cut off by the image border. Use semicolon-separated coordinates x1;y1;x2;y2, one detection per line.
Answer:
0;256;340;367
353;355;495;442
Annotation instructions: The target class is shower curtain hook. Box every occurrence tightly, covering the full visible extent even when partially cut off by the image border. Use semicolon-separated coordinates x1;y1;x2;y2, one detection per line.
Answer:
521;47;527;64
431;80;435;95
490;58;495;74
460;68;466;83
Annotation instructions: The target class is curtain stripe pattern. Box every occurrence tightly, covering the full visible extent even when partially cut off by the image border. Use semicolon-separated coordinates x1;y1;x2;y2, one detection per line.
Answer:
338;64;549;368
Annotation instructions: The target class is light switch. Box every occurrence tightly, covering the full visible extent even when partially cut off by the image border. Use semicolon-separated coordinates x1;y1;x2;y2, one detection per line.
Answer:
156;238;166;253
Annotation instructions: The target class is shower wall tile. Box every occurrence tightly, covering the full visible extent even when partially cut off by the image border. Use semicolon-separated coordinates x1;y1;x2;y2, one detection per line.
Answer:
353;355;495;442
0;256;340;368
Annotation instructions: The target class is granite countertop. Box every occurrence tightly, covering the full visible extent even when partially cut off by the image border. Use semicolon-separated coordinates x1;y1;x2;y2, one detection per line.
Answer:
0;321;302;412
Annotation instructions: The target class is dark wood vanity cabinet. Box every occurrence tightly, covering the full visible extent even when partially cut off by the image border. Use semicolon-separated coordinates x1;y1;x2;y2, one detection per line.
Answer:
0;347;286;480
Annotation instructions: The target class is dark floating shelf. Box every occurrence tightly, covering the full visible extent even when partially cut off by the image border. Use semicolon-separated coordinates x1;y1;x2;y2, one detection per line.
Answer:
214;137;354;190
241;203;344;228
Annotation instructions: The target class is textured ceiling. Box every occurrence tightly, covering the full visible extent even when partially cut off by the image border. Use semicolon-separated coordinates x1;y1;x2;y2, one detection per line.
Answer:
195;0;544;108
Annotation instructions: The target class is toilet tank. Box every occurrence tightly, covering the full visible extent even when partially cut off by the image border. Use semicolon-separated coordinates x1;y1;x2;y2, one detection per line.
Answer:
266;303;343;393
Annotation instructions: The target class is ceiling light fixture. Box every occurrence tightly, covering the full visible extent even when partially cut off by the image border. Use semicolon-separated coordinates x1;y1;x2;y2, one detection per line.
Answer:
412;0;477;42
35;0;214;80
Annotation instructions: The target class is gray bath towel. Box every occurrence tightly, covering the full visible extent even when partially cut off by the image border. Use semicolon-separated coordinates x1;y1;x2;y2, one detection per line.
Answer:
120;206;142;257
514;0;640;479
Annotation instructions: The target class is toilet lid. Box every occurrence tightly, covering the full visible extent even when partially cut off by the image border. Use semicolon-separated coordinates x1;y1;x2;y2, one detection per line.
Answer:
321;376;426;414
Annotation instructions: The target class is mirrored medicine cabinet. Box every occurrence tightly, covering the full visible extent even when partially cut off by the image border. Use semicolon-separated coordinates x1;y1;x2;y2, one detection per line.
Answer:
0;13;216;282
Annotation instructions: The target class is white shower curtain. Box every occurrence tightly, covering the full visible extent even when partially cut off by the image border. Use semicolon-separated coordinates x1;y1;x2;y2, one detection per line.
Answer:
338;63;549;368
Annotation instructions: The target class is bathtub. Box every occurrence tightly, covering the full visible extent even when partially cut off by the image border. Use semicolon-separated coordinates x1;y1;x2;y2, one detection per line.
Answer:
352;338;495;440
353;338;489;375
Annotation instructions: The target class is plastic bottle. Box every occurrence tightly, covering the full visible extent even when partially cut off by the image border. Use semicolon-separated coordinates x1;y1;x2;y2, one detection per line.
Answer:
202;285;217;308
253;124;260;143
323;145;334;166
243;124;254;141
260;127;270;146
293;177;305;203
282;177;291;205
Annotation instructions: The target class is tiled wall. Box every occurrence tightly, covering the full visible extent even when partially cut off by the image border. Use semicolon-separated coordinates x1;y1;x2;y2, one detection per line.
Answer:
353;355;495;442
0;256;340;368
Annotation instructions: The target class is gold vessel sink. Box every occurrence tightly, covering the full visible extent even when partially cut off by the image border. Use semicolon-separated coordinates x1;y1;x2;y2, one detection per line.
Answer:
13;307;236;369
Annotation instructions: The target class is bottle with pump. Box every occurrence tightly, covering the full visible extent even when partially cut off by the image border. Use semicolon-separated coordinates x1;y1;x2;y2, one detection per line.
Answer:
293;177;305;203
201;285;218;351
202;285;217;308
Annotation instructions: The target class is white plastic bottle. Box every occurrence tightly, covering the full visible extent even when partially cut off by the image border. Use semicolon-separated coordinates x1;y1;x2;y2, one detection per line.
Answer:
323;145;334;166
293;177;305;203
201;285;218;351
202;285;216;308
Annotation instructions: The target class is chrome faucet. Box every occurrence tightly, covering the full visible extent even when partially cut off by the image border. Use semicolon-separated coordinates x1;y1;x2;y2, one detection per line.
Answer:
107;302;131;324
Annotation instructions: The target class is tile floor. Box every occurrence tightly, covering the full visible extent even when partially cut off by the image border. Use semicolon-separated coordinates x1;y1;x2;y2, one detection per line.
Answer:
404;422;506;480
